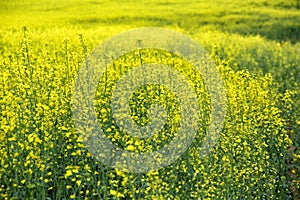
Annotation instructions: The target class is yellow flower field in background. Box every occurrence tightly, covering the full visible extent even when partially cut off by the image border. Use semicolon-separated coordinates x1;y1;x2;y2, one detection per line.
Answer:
0;0;299;199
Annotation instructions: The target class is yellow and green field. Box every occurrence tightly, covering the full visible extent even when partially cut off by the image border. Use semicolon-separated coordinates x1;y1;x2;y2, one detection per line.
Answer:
0;0;300;199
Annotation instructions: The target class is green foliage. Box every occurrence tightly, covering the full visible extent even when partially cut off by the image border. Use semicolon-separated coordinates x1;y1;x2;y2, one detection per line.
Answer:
0;0;299;199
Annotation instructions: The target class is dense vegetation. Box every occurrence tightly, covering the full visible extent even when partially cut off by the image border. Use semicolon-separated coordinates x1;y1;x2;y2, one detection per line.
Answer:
0;0;299;199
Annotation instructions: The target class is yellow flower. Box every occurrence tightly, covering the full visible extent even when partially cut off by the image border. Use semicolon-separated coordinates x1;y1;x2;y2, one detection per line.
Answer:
126;145;135;151
66;185;72;189
76;180;82;186
72;166;80;173
64;170;72;178
293;154;300;159
115;168;124;176
110;189;117;196
70;194;76;199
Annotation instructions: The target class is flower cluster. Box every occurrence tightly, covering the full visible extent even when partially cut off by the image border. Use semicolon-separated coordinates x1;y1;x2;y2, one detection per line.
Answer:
0;28;298;199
